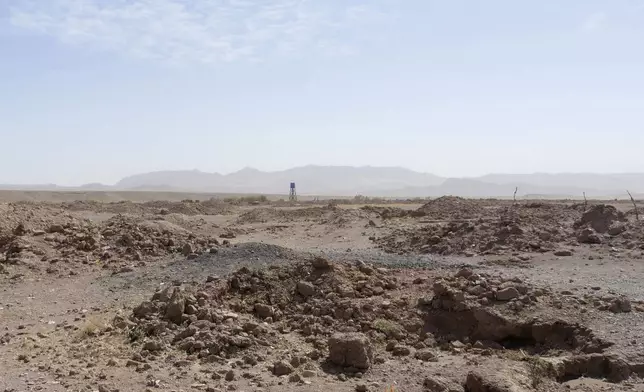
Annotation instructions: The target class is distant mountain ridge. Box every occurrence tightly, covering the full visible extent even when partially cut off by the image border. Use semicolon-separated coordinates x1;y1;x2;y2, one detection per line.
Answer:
115;166;445;195
2;166;644;198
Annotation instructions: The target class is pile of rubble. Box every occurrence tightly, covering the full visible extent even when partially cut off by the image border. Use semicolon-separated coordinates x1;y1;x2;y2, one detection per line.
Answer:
61;199;235;216
236;205;370;227
111;258;631;389
117;257;406;374
360;206;425;220
375;215;568;256
236;206;335;224
415;196;492;220
573;205;644;250
376;203;643;256
2;213;220;274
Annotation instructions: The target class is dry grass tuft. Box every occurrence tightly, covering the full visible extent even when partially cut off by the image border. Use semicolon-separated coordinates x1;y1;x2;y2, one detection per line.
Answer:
80;316;106;338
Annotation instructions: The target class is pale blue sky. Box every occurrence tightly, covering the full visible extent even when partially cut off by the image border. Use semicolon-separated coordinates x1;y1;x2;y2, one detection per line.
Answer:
1;0;643;185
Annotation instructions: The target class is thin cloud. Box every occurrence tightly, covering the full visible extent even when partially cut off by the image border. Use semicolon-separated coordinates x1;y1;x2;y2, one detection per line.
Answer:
581;12;607;32
8;0;387;64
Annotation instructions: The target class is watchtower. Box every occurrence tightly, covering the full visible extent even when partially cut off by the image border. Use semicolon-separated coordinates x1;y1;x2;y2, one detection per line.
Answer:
289;182;297;202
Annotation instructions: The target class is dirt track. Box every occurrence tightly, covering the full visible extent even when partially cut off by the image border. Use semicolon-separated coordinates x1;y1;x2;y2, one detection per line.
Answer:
2;196;644;392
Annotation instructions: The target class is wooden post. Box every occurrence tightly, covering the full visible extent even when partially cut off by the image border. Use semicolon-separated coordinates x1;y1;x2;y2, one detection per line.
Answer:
513;187;518;204
627;190;639;221
583;192;587;211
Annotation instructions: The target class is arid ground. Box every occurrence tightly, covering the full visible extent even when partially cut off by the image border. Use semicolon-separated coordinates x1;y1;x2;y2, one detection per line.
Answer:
2;193;644;392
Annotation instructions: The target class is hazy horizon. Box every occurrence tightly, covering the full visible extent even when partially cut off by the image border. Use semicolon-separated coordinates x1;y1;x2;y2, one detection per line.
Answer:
6;165;644;187
2;0;643;186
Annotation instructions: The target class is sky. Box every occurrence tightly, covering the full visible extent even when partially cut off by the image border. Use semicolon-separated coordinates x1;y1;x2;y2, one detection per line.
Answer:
1;0;643;185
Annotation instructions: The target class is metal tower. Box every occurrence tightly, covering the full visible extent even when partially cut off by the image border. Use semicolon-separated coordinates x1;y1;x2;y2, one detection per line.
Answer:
289;182;297;202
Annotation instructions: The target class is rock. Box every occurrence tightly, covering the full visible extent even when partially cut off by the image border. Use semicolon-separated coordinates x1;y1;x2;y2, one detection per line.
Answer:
356;384;368;392
451;340;465;349
311;257;333;270
433;280;450;296
273;361;295;376
182;243;194;256
143;340;163;352
423;376;464;392
607;357;632;382
165;288;185;324
392;346;411;356
554;250;573;257
289;373;302;383
609;297;632;313
495;287;520;301
465;371;525;392
225;370;236;381
297;281;316;297
152;287;173;303
359;264;374;275
47;224;65;233
13;223;27;236
468;285;487;296
255;304;274;319
133;301;157;318
608;224;627;236
455;268;474;278
301;370;316;378
328;333;373;370
561;354;631;383
414;349;437;362
577;228;602;244
577;205;625;233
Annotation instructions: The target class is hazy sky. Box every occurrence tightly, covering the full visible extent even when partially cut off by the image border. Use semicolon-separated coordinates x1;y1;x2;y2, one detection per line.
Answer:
1;0;643;185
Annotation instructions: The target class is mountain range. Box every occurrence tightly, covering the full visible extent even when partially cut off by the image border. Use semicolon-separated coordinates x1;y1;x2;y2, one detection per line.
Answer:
3;166;644;198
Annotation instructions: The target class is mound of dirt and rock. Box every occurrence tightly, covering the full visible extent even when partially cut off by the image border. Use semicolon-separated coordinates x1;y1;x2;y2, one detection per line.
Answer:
1;212;222;275
236;205;371;227
376;203;644;256
375;215;568;256
61;199;235;216
415;197;494;221
103;258;635;390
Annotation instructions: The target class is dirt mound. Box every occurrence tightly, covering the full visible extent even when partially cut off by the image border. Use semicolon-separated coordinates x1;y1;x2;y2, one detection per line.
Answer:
97;215;220;259
116;257;403;378
360;206;425;219
1;212;221;275
61;199;235;215
420;268;611;354
376;218;560;256
236;206;327;224
236;205;366;226
575;204;626;234
416;197;488;220
376;203;583;256
113;259;622;387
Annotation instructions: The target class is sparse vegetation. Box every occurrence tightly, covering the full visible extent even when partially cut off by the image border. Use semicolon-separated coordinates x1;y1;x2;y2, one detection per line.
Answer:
80;316;105;338
371;319;404;337
523;356;557;388
127;326;145;343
